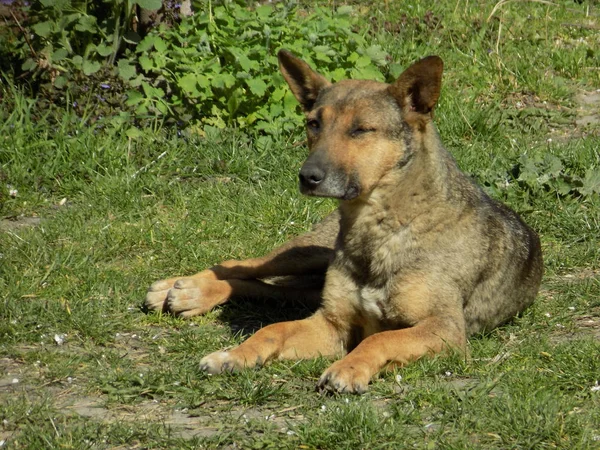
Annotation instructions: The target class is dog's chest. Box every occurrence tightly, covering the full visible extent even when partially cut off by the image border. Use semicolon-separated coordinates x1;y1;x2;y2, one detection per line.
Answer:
338;206;417;323
341;208;413;283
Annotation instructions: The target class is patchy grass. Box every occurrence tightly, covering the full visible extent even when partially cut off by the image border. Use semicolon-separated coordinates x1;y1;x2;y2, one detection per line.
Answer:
1;1;599;448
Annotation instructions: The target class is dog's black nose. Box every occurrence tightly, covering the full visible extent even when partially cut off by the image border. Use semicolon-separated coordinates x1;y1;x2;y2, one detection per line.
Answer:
299;164;325;189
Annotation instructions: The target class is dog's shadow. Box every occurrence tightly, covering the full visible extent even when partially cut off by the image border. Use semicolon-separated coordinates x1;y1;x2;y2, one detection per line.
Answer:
217;294;321;337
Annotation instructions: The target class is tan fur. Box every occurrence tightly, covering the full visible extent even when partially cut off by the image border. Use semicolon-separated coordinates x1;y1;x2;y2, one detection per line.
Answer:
146;51;543;393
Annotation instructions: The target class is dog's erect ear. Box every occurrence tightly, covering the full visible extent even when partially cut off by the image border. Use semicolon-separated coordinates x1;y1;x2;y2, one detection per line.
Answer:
278;49;330;112
388;56;443;115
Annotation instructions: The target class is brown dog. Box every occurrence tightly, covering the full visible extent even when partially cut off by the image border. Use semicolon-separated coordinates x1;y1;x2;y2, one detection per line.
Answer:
146;50;543;393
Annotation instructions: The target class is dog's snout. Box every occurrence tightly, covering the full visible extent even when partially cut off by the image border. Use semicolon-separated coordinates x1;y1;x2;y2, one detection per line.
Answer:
299;164;325;189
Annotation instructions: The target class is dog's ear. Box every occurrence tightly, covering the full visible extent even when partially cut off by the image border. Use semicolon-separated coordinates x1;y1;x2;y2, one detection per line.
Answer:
278;49;330;112
388;56;443;115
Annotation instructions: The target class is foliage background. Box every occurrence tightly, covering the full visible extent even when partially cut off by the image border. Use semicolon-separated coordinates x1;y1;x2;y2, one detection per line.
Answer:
0;1;599;448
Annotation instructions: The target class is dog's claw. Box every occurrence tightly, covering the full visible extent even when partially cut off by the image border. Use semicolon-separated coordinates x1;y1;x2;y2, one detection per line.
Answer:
199;351;241;375
317;362;370;394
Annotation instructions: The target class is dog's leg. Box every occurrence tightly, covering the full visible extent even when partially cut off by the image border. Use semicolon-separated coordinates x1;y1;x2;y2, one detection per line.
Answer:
317;316;466;394
146;211;339;315
159;278;322;317
199;310;347;373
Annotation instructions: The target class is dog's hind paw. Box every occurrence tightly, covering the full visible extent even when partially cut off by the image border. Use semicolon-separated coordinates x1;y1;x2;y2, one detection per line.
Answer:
199;351;243;375
145;276;231;317
166;278;230;316
145;277;180;312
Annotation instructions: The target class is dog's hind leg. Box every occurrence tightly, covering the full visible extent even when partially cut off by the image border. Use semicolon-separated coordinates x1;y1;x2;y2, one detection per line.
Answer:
146;211;339;315
159;277;323;317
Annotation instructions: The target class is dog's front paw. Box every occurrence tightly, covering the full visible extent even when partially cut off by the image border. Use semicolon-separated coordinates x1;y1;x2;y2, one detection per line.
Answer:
145;276;230;317
317;359;372;394
199;351;244;375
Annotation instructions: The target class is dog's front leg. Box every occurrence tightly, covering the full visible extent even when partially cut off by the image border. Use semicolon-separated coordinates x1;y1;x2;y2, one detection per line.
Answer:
317;316;466;394
199;310;346;374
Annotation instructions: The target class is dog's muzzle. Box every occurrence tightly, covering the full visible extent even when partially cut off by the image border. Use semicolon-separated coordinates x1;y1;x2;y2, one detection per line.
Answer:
298;156;360;200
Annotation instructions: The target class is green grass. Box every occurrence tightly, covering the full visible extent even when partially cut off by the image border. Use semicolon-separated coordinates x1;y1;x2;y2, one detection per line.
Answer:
1;1;600;448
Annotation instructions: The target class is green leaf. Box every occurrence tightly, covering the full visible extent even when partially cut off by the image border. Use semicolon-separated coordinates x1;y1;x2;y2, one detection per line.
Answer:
365;45;388;66
139;55;154;72
255;5;273;20
52;48;68;63
389;63;404;79
74;15;97;33
118;60;137;81
246;78;268;97
227;89;241;116
351;65;384;81
580;167;600;197
237;54;259;72
212;73;236;89
32;21;53;38
135;0;162;11
21;58;37;72
153;37;168;53
96;43;113;57
54;76;68;89
336;5;353;15
72;55;83;68
126;127;143;139
178;73;201;97
125;90;144;106
137;36;155;53
355;55;372;68
82;59;101;76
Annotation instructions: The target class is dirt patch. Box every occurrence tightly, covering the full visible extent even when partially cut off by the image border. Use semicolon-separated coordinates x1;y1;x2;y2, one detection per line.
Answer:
57;395;303;440
0;216;41;231
576;90;600;129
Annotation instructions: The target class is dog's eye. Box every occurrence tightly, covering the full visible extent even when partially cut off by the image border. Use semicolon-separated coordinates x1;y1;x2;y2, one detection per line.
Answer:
307;119;320;131
351;127;375;138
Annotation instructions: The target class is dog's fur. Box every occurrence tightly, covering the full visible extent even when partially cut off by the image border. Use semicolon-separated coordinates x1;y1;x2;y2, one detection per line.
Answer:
146;50;543;393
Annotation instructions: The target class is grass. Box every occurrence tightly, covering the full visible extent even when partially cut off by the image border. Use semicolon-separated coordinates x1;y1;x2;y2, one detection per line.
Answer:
1;0;599;448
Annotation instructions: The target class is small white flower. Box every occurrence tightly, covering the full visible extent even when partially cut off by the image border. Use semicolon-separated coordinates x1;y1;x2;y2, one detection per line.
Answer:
568;306;575;311
11;378;19;384
320;405;326;411
395;374;403;383
8;188;18;198
591;382;600;393
544;312;552;318
54;334;66;345
445;371;453;377
286;430;296;436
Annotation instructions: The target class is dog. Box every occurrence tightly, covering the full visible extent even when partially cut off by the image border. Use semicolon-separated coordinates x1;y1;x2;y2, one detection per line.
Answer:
145;50;543;393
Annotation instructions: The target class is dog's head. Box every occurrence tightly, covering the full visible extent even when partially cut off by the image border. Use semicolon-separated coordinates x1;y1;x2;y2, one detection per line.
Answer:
278;50;443;201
